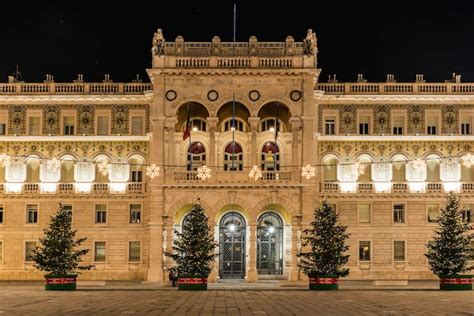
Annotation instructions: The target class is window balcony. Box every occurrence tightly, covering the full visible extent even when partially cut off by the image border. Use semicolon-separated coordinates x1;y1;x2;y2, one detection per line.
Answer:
462;182;474;193
392;182;408;193
93;183;109;194
426;182;442;193
172;170;293;184
127;182;145;193
322;182;339;193
358;182;374;193
58;183;74;194
24;183;40;194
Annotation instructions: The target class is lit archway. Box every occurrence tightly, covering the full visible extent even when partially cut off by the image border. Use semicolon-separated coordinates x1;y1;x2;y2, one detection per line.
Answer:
219;212;246;279
257;212;283;275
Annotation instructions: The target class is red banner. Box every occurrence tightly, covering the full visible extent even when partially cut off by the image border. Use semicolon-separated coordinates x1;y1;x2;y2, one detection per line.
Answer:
178;278;207;285
309;277;339;285
440;278;472;285
45;277;76;285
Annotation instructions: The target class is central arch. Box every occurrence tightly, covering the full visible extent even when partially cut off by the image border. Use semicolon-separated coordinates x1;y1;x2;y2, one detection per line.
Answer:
219;212;246;279
257;212;283;275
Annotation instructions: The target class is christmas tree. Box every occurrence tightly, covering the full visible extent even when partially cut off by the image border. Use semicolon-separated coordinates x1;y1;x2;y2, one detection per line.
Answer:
33;202;92;276
425;193;473;276
298;200;350;277
165;201;217;276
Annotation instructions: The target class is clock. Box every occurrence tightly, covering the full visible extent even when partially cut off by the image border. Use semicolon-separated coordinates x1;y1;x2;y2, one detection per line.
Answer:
290;90;302;101
207;90;218;102
342;111;353;128
165;90;177;101
249;90;260;101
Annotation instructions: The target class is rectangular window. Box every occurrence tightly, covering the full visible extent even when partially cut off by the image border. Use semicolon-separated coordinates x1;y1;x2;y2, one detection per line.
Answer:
94;241;106;262
130;204;141;224
393;241;406;261
63;204;73;219
25;241;37;262
26;204;38;223
393;116;404;135
0;241;2;262
0;123;5;135
427;116;438;135
131;117;144;135
393;204;405;223
97;116;109;135
0;205;3;224
131;171;143;182
129;241;141;262
359;116;370;135
427;204;439;223
471;241;474;259
358;204;371;223
359;241;371;261
95;204;107;224
461;117;472;135
63;116;75;135
325;117;335;135
28;116;41;135
462;204;472;223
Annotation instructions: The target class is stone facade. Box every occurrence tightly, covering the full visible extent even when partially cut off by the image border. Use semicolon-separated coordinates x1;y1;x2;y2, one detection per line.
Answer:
0;29;472;282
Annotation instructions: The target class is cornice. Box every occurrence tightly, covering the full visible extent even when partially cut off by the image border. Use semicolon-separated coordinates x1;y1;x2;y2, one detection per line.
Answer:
0;94;152;104
317;135;474;142
0;135;151;142
319;94;474;104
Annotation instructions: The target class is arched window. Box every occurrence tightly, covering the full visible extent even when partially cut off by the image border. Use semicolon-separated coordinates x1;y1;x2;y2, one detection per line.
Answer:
60;158;75;183
222;118;246;132
129;157;144;183
322;156;338;182
26;157;41;183
426;155;441;182
95;157;110;183
219;212;246;279
183;118;207;132
187;142;206;171
357;156;372;182
260;118;284;133
261;142;280;171
224;143;243;171
257;212;283;275
391;156;407;182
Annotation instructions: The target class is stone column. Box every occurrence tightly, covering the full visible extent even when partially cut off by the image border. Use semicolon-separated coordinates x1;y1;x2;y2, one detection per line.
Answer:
207;117;219;169
208;220;219;283
246;223;258;282
248;117;260;166
165;117;177;167
288;214;302;281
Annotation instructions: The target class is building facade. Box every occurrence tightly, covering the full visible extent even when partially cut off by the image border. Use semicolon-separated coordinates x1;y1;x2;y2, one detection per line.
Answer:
0;29;472;282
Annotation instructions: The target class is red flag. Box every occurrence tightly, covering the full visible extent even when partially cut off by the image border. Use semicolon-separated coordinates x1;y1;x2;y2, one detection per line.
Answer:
183;115;191;141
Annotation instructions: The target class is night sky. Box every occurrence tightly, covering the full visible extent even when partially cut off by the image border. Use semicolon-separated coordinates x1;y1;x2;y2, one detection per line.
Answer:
1;1;473;83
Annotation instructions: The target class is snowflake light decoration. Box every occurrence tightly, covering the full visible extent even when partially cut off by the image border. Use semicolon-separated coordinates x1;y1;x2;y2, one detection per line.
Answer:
196;165;211;180
301;164;316;179
461;154;474;168
0;153;11;167
46;158;61;172
412;158;425;172
248;165;262;181
353;162;366;176
98;161;111;176
146;164;160;179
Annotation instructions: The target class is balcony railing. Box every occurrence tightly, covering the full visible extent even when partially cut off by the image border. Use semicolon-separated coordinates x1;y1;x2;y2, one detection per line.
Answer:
322;182;339;193
58;183;74;194
128;182;145;193
93;183;109;193
0;183;3;193
358;182;374;193
462;182;474;192
316;82;474;95
392;182;408;193
24;183;39;193
0;82;152;95
172;170;292;183
426;182;443;193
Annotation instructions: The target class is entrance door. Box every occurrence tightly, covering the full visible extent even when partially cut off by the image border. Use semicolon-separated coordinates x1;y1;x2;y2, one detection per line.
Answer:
219;212;246;279
257;212;283;275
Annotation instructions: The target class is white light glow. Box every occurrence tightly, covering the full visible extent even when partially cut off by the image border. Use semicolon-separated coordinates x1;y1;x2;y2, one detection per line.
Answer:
75;182;92;193
339;182;356;193
110;182;126;193
146;164;160;179
41;183;57;193
229;224;236;231
98;161;111;176
192;127;198;132
269;127;275;132
461;154;474;168
248;165;262;181
409;182;425;193
0;153;11;167
268;226;275;233
443;182;460;193
374;182;391;193
196;165;211;180
46;158;61;172
301;164;316;179
5;183;22;193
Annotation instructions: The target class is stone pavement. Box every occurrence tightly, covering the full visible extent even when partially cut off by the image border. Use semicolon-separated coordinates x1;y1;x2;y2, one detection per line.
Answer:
0;282;472;315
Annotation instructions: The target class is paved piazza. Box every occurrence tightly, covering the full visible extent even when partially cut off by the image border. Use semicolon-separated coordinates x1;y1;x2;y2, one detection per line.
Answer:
0;284;472;315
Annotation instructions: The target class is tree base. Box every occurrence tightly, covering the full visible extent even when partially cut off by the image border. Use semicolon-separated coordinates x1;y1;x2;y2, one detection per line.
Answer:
309;274;339;290
178;275;208;291
439;275;472;290
45;275;77;291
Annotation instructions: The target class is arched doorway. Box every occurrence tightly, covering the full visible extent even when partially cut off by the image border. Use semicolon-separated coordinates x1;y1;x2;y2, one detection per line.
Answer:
219;212;246;279
257;212;283;275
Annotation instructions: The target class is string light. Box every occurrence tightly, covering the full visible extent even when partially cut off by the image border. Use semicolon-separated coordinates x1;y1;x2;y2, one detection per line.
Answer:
353;162;366;176
248;165;262;181
98;161;111;176
146;164;160;179
196;165;211;180
46;158;61;172
301;164;316;179
0;153;11;167
461;154;474;168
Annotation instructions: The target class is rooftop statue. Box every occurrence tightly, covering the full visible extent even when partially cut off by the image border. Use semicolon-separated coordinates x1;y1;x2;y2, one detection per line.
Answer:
152;28;165;56
303;29;317;56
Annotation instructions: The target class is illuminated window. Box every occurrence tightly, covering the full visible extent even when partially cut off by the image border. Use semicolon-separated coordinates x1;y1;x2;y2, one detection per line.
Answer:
94;241;106;262
63;116;75;135
26;204;38;224
393;241;406;261
95;204;107;224
25;241;37;262
359;241;371;261
427;204;439;223
129;241;141;262
130;204;141;224
325;118;335;135
393;204;405;223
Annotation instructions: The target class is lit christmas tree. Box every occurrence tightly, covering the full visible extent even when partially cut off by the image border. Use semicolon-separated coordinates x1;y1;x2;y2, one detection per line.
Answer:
425;193;473;288
165;200;217;290
298;200;350;289
33;202;92;290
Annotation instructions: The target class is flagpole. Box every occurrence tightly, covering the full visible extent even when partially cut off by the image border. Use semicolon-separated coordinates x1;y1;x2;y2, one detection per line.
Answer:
187;103;192;172
233;3;237;42
274;103;279;171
